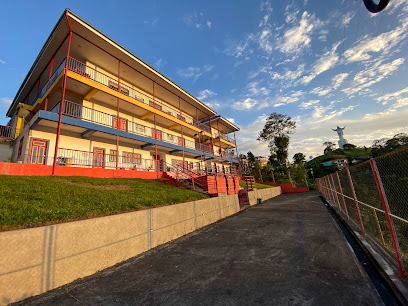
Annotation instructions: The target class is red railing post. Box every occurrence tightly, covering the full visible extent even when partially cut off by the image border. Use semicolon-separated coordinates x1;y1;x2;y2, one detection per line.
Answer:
346;168;365;235
336;172;349;219
369;159;405;276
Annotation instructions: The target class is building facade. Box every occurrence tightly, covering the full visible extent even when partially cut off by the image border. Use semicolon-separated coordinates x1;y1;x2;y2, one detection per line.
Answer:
2;10;240;183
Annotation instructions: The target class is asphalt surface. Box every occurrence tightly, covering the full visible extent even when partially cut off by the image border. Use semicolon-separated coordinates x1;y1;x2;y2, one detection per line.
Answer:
17;192;383;305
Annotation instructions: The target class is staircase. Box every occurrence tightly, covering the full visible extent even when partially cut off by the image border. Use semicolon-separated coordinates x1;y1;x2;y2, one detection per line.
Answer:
162;162;241;196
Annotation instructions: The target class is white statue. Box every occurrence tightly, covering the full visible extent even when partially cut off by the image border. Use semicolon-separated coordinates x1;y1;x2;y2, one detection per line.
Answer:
332;126;348;149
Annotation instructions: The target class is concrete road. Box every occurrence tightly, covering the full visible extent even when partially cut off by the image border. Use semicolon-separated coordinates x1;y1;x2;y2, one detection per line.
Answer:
17;192;383;305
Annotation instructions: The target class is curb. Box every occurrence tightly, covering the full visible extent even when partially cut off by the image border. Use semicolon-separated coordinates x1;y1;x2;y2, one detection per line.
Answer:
321;195;408;305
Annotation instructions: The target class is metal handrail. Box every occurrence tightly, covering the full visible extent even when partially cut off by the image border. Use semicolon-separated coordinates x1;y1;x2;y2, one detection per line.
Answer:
0;125;15;139
67;57;211;133
57;99;215;155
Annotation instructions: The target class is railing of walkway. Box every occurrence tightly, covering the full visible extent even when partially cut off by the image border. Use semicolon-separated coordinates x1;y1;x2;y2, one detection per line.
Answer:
316;147;408;277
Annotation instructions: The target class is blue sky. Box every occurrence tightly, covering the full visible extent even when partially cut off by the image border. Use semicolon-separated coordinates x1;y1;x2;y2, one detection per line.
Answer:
1;0;408;160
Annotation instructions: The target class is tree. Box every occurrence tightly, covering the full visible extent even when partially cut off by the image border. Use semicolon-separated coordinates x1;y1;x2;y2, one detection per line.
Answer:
343;143;356;150
293;152;306;164
247;151;256;168
372;133;408;157
257;113;296;165
323;141;335;154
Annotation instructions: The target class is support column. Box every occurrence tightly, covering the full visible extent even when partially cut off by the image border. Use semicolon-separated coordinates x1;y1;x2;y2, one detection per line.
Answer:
116;60;121;170
52;13;72;175
179;97;185;171
153;81;158;178
370;159;405;276
44;57;55;111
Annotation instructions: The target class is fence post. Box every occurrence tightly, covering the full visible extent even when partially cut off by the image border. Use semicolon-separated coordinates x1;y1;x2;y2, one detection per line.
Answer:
369;159;405;276
325;175;334;204
336;172;349;219
346;168;365;235
330;173;342;211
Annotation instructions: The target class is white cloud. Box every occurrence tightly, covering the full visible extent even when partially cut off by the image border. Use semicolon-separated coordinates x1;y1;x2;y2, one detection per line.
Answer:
247;81;270;96
153;58;166;70
226;118;235;124
0;98;12;105
177;67;202;82
183;12;212;30
0;59;6;65
233;98;258;110
376;86;408;105
342;58;405;96
272;90;304;107
197;89;217;100
300;100;320;109
343;19;408;63
310;72;348;97
277;11;322;54
301;41;341;85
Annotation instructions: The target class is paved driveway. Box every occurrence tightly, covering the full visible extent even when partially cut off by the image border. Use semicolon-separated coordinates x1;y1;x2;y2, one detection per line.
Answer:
17;192;382;305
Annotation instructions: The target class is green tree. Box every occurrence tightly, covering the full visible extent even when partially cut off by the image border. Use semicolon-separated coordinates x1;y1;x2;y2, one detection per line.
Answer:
257;113;296;165
293;152;306;164
323;141;335;154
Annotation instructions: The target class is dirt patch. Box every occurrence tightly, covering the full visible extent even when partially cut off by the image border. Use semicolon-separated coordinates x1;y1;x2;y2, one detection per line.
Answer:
60;179;132;190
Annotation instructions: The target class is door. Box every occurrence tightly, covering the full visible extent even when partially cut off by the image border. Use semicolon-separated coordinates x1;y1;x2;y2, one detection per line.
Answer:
152;129;162;141
30;139;47;165
93;148;105;168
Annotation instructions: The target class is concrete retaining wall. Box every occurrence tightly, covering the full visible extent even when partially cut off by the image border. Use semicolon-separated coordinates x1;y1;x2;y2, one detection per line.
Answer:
1;190;270;305
248;187;282;206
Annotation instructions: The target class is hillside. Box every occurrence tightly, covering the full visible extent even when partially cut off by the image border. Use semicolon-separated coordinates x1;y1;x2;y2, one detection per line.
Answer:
307;147;372;168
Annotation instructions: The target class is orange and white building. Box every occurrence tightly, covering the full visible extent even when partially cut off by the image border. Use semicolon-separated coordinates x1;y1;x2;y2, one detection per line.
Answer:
2;9;241;193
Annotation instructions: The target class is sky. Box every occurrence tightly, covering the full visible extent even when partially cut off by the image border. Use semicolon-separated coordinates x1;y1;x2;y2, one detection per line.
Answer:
1;0;408;161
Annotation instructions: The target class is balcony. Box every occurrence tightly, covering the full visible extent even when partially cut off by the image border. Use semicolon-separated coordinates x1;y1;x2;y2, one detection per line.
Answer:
67;57;211;134
214;132;236;145
30;60;66;106
52;100;214;155
0;125;15;139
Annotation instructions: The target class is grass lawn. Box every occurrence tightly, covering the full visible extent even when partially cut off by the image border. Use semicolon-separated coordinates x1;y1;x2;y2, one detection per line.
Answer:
0;176;209;231
239;180;274;190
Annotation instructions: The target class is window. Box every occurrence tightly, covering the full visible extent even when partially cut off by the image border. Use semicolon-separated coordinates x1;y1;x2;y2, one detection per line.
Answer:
120;87;129;96
167;134;174;141
108;80;119;91
18;137;24;158
178;137;185;147
123;152;142;164
110;149;117;162
113;116;128;131
152;129;162;141
149;100;162;111
177;114;186;122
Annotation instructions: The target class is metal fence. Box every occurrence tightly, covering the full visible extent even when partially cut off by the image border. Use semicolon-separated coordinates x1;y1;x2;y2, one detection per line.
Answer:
316;147;408;277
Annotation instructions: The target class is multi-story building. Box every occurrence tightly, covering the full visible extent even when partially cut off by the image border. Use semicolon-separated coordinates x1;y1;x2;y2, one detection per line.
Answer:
2;9;240;190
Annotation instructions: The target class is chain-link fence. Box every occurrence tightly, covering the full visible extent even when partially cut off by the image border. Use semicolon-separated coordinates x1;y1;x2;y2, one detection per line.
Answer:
316;147;408;277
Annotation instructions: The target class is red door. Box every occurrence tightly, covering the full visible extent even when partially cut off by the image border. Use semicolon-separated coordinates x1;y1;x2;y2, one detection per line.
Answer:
30;139;47;165
93;148;105;168
152;129;162;141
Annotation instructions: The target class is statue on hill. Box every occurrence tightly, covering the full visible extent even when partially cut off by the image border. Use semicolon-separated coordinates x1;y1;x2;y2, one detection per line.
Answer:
332;126;348;149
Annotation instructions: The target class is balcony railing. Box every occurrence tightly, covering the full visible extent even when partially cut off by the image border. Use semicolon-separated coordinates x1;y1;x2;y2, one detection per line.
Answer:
214;132;236;145
30;60;66;106
0;125;15;139
53;99;214;155
67;57;211;133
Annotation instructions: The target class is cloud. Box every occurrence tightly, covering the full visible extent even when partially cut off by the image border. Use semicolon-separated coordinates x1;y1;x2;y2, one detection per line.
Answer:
153;58;166;70
376;86;408;105
183;12;212;30
342;58;405;96
277;11;323;55
143;18;159;26
299;100;320;109
0;98;12;113
343;19;408;63
247;81;270;96
0;59;6;64
310;72;348;97
272;90;305;107
226;118;235;124
232;98;258;110
301;41;341;85
197;89;217;100
177;67;202;82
